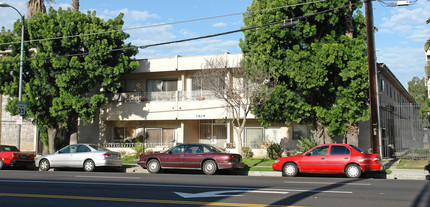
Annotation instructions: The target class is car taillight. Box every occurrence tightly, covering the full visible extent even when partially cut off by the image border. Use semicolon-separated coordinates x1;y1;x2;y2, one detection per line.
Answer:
102;153;111;157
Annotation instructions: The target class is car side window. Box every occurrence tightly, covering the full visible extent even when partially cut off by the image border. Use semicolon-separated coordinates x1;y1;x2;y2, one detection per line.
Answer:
171;145;186;154
59;146;71;153
309;146;329;155
186;145;202;154
202;146;212;153
77;145;91;153
330;146;351;155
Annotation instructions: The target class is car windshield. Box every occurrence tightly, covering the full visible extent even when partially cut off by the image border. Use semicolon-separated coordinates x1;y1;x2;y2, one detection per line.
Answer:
89;145;109;151
350;145;365;153
0;146;19;152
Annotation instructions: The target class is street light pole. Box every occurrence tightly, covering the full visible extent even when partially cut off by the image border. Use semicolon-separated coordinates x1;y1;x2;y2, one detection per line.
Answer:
0;2;25;150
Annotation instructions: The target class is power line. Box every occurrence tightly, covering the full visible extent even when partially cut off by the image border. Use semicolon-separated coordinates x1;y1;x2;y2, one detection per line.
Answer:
0;2;358;64
0;0;327;46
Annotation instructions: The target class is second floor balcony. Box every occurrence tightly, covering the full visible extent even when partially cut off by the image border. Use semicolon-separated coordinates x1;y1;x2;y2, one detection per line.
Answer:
107;90;219;103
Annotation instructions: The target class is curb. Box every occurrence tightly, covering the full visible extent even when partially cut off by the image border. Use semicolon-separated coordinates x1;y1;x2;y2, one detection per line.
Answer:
125;166;429;180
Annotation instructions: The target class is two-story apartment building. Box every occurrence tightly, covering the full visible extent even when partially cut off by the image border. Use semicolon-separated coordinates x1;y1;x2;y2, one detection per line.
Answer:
77;52;293;156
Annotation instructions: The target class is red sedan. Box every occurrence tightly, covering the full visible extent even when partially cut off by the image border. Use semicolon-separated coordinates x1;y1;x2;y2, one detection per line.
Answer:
272;144;383;178
138;143;245;175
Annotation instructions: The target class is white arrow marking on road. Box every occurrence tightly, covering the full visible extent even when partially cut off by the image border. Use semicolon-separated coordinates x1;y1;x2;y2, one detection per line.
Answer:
175;190;289;198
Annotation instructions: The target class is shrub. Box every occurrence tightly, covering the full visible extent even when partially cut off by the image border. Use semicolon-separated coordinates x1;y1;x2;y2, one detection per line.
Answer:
132;144;144;158
242;146;254;158
267;144;282;159
296;135;317;154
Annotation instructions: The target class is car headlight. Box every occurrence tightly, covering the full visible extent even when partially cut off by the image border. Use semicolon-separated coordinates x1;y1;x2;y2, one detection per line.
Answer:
274;159;280;163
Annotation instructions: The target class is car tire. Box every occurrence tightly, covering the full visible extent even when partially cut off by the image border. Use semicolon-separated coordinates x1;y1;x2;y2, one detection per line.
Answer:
202;160;217;175
84;159;95;172
283;163;298;177
147;159;161;174
0;160;4;170
345;164;362;178
39;159;50;171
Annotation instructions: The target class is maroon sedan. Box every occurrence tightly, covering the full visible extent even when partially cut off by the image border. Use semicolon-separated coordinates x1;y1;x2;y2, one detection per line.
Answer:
272;144;384;178
138;143;245;175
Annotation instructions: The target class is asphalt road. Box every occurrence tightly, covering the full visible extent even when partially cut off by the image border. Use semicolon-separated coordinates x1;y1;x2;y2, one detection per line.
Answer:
0;169;429;207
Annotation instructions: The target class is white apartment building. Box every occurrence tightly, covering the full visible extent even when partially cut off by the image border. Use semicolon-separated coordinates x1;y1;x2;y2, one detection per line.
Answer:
77;53;297;156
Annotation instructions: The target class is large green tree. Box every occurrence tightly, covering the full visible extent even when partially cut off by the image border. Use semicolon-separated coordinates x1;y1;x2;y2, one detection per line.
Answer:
408;77;429;120
240;0;369;143
0;8;139;153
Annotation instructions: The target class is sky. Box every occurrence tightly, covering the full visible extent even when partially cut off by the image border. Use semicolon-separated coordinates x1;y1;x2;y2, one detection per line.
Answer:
1;0;430;88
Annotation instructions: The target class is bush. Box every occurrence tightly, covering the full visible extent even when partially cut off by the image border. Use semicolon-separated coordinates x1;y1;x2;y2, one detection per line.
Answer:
267;144;282;159
242;146;254;158
296;135;317;154
132;144;144;158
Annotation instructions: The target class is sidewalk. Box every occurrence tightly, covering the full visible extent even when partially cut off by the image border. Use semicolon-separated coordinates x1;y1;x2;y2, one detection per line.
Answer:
126;161;430;180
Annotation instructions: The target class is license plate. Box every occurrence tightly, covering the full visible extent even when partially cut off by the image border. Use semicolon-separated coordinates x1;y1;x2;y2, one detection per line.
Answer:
21;155;28;159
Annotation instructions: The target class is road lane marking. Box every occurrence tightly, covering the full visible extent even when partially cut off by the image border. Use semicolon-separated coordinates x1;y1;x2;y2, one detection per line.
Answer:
0;193;305;207
75;176;141;179
175;190;289;198
284;181;371;186
0;179;351;194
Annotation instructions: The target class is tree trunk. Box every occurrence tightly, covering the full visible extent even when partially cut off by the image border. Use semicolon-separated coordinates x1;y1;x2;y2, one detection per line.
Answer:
313;122;333;145
233;126;243;155
71;0;79;12
345;0;353;38
67;113;79;145
47;126;57;154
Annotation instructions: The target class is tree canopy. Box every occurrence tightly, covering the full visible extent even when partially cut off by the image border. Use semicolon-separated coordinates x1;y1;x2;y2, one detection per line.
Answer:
408;77;429;120
240;0;369;137
0;7;139;152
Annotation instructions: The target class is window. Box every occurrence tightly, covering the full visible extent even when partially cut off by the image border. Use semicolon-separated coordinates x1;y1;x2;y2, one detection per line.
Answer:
380;79;385;92
147;79;177;92
77;145;91;153
309;146;329;155
199;120;227;140
114;127;136;141
293;125;312;140
186;145;203;154
330;146;351;155
245;128;263;148
146;128;176;146
171;145;186;154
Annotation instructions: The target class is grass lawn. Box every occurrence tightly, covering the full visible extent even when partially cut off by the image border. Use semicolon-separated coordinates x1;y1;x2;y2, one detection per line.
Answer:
242;158;275;171
396;159;429;169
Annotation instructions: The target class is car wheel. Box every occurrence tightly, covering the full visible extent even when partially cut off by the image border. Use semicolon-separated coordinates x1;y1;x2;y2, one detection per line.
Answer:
202;160;217;175
0;160;4;170
345;164;362;178
283;163;298;177
147;159;161;174
84;159;95;172
39;159;50;171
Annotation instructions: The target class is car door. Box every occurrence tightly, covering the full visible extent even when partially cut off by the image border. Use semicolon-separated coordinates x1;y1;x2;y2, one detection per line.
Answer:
160;144;186;168
326;145;351;173
299;145;329;173
182;144;204;169
70;145;92;168
49;145;77;167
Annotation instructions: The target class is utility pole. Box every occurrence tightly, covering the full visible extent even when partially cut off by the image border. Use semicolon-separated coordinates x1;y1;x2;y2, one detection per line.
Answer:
365;0;380;154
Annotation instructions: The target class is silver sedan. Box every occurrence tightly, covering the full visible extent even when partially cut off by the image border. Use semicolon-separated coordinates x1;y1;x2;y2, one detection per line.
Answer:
36;144;122;172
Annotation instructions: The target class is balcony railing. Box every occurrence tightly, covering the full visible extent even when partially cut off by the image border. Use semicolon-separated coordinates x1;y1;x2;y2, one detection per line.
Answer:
107;90;219;103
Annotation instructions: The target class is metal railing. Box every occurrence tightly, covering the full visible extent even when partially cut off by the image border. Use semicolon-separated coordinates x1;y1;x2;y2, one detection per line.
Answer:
106;90;219;103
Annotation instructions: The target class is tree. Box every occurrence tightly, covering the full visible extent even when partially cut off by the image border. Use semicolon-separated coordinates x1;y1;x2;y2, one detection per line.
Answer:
71;0;79;12
195;56;271;155
408;77;429;120
240;0;369;143
26;0;55;19
0;8;139;153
